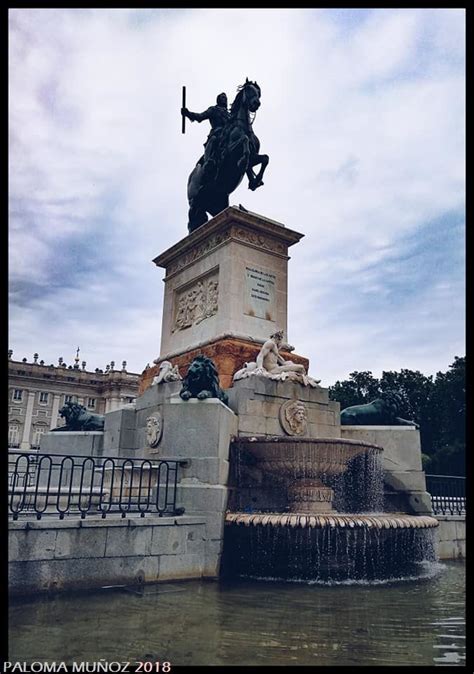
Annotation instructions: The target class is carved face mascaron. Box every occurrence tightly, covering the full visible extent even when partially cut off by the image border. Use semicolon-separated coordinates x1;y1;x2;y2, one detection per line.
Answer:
146;413;163;448
279;400;308;436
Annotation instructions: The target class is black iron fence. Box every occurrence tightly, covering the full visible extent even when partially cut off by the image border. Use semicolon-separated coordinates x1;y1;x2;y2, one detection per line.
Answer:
8;451;188;521
426;474;466;516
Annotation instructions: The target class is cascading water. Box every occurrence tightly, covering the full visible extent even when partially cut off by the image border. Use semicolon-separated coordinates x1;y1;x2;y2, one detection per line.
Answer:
223;437;438;583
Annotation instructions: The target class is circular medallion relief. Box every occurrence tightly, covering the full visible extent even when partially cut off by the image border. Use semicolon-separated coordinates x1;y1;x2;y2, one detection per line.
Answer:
146;412;163;448
279;400;308;436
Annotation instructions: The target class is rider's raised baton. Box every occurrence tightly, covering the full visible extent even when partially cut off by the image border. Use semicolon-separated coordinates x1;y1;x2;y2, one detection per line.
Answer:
182;85;186;134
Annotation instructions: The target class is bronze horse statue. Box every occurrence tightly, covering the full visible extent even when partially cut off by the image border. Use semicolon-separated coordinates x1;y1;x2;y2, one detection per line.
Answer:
185;79;269;233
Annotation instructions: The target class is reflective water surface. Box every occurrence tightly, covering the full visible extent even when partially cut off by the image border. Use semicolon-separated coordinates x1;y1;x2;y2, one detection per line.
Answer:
9;561;465;666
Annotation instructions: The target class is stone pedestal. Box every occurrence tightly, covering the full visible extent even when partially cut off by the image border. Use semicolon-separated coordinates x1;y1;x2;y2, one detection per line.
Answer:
105;379;238;577
288;479;334;513
141;206;306;393
139;335;309;393
103;406;139;456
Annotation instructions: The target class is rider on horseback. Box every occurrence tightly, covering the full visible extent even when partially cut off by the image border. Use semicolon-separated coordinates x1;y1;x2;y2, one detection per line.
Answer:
183;80;269;233
181;93;230;171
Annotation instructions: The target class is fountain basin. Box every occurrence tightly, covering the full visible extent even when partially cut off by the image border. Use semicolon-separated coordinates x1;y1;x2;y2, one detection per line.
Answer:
226;512;439;529
233;436;382;477
232;436;383;513
224;512;439;582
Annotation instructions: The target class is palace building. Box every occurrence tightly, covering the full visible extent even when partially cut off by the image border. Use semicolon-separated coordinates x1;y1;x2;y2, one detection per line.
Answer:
8;349;141;450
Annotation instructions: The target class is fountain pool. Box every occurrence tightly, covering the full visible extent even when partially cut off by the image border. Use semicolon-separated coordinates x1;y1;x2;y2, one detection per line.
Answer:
8;561;465;666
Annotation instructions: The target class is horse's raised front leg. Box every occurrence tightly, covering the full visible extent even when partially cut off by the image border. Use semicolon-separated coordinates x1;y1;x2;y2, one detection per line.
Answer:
237;136;250;171
226;128;250;172
247;154;269;191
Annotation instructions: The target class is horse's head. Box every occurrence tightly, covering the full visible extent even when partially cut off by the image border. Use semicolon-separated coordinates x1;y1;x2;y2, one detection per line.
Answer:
243;80;261;112
231;78;261;117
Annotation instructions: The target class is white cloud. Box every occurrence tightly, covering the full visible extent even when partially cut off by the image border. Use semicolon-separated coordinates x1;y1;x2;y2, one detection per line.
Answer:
9;8;465;383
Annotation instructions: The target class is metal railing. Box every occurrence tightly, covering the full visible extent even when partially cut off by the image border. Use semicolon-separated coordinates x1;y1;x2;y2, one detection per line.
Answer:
426;474;466;516
8;451;188;521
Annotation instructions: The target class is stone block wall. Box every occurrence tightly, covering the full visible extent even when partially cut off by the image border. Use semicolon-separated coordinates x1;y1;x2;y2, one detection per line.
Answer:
227;378;340;438
40;431;104;457
105;391;238;577
103;407;137;455
39;384;239;582
435;516;466;559
9;515;207;596
158;398;237;576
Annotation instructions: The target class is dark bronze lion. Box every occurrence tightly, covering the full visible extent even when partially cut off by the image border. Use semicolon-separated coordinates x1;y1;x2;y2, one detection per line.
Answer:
52;401;105;431
340;390;418;427
179;355;228;405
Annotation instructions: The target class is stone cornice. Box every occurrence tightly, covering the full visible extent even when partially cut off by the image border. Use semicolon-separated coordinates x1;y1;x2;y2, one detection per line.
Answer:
153;206;304;275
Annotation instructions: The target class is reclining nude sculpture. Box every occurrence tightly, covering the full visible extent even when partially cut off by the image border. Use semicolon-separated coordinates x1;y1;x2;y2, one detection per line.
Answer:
233;331;320;387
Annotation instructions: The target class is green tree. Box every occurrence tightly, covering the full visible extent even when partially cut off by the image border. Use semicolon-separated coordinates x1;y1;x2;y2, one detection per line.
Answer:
424;357;465;476
424;440;465;476
329;371;380;410
380;369;434;423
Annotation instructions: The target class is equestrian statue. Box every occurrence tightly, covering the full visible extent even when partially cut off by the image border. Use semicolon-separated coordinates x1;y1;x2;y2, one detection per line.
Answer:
181;78;269;233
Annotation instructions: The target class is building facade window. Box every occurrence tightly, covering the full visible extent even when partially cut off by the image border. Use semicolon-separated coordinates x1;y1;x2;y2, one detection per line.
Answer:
87;398;96;409
13;389;23;401
64;395;75;404
32;425;47;449
9;423;21;447
39;392;49;404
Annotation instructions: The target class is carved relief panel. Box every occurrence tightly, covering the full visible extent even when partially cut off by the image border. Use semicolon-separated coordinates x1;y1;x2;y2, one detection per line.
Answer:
173;271;219;332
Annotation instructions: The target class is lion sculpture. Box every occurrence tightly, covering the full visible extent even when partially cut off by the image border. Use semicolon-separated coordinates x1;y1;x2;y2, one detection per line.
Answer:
340;390;418;427
179;355;228;405
52;401;105;431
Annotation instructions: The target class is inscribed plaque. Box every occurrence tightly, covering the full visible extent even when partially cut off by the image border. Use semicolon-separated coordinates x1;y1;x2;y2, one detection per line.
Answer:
244;266;276;321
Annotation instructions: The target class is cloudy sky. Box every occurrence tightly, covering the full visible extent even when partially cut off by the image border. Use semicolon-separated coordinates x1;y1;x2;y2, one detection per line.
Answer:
9;8;465;386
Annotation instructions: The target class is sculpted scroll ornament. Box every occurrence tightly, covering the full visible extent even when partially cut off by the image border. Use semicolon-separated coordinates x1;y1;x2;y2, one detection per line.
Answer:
234;227;286;255
146;413;163;448
279;400;308;436
152;360;182;385
167;231;231;276
173;278;219;332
